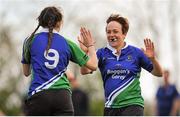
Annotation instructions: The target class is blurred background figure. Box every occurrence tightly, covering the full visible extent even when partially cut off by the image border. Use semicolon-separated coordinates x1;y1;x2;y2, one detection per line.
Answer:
156;70;179;116
66;70;89;116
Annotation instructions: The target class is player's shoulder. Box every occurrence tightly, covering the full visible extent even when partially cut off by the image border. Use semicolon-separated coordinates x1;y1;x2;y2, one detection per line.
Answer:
97;46;109;54
128;45;140;50
128;45;143;54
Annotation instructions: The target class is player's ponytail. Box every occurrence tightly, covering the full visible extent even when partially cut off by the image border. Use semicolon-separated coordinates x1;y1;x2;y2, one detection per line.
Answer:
27;24;40;42
37;6;63;56
45;16;54;56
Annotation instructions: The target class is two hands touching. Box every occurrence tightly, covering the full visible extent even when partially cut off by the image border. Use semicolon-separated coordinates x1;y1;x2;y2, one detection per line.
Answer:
78;27;96;54
78;27;97;73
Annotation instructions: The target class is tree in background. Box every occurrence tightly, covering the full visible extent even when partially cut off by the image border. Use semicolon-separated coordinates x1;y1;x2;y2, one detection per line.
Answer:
0;17;26;115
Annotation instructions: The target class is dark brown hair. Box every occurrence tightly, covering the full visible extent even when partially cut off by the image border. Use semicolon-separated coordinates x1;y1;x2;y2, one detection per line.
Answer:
28;6;63;54
106;14;129;35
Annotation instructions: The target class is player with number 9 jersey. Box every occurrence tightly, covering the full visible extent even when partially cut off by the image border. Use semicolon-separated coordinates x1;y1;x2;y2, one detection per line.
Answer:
22;28;89;97
21;6;97;116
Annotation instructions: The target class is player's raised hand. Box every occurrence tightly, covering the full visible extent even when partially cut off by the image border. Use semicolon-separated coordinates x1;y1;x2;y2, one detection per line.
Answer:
141;38;155;60
78;34;88;54
78;27;95;47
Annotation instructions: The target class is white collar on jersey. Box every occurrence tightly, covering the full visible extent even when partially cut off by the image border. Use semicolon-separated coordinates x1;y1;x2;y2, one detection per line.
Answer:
38;27;59;34
106;42;128;54
106;42;128;60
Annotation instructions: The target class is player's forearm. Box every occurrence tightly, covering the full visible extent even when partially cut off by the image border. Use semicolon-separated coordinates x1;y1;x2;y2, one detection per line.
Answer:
22;64;31;77
150;58;163;77
86;46;98;71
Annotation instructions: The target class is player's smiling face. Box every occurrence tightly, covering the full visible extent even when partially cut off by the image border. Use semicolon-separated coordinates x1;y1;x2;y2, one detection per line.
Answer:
106;21;125;49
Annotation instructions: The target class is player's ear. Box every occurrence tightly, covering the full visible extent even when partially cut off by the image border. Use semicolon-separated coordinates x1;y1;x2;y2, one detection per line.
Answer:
122;33;126;40
56;21;63;31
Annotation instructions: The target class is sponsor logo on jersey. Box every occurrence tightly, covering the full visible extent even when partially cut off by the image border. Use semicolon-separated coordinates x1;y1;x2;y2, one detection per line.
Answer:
107;68;130;80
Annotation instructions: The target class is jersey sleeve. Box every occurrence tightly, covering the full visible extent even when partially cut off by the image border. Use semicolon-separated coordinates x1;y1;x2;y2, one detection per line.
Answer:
96;49;103;68
21;38;31;64
136;48;153;72
66;39;89;67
